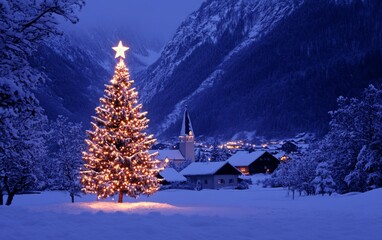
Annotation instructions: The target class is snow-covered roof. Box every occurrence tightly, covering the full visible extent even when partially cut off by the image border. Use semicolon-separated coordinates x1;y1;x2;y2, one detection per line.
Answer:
273;151;286;159
267;145;280;150
149;150;185;161
297;143;309;149
159;168;187;182
227;150;268;166
181;162;238;176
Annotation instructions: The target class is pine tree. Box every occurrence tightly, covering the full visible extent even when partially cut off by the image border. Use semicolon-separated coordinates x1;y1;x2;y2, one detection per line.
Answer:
313;162;336;196
209;140;231;162
325;85;382;193
81;42;160;203
210;141;221;162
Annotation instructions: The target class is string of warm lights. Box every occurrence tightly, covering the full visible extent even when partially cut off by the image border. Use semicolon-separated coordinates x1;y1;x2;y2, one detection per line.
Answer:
81;41;161;202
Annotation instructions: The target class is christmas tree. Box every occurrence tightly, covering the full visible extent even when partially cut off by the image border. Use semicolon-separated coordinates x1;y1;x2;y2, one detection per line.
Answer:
81;41;160;203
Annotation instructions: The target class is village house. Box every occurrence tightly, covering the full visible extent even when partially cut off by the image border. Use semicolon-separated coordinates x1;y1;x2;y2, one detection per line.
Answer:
227;150;279;175
281;141;298;153
180;162;242;190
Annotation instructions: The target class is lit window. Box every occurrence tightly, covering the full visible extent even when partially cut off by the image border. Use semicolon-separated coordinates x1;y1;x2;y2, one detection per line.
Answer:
239;167;249;175
218;179;225;184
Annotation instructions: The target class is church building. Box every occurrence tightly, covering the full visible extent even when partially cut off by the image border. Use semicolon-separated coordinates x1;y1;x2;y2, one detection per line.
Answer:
149;108;195;168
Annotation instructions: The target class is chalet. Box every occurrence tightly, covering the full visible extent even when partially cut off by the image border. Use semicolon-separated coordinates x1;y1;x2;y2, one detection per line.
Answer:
180;162;242;190
281;141;298;153
149;108;195;168
158;168;187;185
227;151;279;175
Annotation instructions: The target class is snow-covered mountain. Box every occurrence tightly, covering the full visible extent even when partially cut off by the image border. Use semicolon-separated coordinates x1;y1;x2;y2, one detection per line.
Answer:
32;27;164;125
32;0;382;140
29;0;203;127
138;0;382;140
140;0;303;103
139;0;304;137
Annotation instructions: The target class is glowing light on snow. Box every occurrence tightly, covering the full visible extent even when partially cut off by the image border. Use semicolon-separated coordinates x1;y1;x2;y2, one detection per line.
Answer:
79;201;180;213
112;41;129;59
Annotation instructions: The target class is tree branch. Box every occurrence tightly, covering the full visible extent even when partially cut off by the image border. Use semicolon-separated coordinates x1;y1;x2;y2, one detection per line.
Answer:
21;7;56;32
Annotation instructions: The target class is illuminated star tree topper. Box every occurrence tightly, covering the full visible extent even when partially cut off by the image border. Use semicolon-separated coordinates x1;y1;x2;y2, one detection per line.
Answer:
112;40;129;59
81;41;160;203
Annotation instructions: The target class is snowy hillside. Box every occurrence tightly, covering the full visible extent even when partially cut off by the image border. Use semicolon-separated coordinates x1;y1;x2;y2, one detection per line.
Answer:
1;187;381;240
139;0;303;136
138;0;382;140
32;26;167;126
140;0;303;103
29;0;203;127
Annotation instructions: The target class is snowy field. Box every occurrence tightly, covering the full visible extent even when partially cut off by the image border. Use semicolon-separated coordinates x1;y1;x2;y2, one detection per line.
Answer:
1;181;381;240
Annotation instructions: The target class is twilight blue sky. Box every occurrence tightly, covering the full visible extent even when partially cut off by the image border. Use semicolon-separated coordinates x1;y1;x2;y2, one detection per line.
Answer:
66;0;204;41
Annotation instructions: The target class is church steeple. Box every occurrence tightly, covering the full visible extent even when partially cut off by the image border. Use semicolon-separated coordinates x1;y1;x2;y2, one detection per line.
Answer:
180;108;194;137
179;107;195;161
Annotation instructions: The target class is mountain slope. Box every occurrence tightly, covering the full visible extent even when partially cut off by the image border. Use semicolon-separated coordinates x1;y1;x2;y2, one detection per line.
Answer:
138;0;382;140
32;27;164;125
29;0;204;127
138;0;304;137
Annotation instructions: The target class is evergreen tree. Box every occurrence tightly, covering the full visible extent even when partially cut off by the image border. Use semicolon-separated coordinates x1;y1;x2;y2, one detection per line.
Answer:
344;86;382;191
196;149;209;162
81;42;160;203
210;141;232;162
262;86;382;196
346;143;382;192
327;85;382;192
210;141;221;162
313;162;336;196
309;84;382;194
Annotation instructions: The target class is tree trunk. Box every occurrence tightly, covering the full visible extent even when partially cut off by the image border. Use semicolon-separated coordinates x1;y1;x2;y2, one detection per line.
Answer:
118;191;123;203
70;193;74;203
6;192;15;206
292;189;295;200
0;190;3;205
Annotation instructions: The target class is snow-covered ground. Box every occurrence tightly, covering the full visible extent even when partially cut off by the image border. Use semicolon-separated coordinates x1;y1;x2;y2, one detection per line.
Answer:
1;183;381;240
